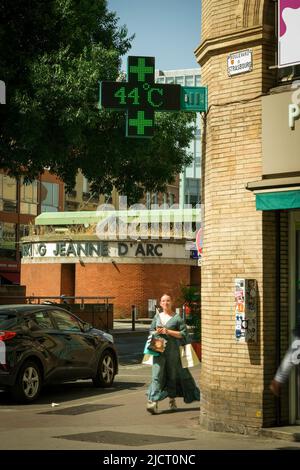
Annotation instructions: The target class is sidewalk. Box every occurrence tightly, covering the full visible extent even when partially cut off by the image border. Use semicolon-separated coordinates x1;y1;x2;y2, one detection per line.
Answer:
1;364;300;451
109;318;151;335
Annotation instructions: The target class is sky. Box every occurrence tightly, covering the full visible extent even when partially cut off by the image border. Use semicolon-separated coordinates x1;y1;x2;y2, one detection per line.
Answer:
107;0;202;71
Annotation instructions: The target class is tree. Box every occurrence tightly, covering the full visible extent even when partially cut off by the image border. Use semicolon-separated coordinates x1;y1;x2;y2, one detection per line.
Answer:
0;0;195;203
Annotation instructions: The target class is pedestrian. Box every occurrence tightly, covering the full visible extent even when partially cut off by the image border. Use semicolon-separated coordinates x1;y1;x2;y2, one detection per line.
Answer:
270;326;300;397
146;293;200;414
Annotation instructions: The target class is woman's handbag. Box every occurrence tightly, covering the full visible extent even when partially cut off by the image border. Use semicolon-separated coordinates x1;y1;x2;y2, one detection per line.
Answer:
143;334;167;356
149;337;166;353
180;343;200;368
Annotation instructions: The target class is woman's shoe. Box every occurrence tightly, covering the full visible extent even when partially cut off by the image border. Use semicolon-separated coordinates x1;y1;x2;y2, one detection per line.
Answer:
169;398;177;411
146;401;158;414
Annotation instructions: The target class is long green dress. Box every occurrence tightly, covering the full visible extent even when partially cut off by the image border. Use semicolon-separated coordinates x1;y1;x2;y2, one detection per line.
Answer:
147;312;200;403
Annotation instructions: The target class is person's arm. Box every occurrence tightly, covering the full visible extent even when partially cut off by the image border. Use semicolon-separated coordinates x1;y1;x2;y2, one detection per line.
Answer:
156;327;182;339
156;315;189;341
149;314;157;335
270;338;300;396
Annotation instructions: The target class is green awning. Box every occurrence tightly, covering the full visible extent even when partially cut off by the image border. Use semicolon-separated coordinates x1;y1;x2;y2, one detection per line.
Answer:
256;190;300;211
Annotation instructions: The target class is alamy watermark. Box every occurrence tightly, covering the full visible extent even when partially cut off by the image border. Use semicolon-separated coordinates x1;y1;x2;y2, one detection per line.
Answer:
95;196;203;243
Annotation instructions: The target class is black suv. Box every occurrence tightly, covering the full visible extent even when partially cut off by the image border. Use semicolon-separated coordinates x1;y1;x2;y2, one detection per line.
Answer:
0;305;118;403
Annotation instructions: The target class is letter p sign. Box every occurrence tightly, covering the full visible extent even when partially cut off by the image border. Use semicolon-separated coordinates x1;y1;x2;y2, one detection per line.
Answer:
289;104;300;129
0;81;5;105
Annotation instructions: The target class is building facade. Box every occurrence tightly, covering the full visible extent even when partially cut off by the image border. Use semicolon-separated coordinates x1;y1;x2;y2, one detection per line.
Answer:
20;217;200;318
0;171;64;285
195;0;300;432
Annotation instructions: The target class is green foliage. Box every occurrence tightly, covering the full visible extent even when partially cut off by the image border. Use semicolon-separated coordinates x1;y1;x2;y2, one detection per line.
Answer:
180;285;201;342
0;0;195;203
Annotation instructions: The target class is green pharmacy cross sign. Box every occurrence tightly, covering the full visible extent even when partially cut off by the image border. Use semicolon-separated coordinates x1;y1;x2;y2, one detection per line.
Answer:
99;56;207;138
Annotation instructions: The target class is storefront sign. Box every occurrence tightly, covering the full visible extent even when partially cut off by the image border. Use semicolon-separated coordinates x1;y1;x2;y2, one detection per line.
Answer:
262;91;300;175
21;240;199;264
227;50;253;76
22;242;109;258
278;0;300;68
289;103;300;128
118;242;162;257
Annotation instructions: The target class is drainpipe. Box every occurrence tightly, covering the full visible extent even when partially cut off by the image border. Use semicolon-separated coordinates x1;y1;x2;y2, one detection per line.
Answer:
275;210;281;425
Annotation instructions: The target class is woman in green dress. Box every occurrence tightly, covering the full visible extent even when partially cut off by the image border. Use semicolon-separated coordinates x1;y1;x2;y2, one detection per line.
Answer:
146;293;200;414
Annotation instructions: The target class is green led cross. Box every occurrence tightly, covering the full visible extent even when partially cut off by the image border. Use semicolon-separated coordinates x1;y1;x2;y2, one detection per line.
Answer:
128;110;153;135
129;57;154;83
99;56;181;138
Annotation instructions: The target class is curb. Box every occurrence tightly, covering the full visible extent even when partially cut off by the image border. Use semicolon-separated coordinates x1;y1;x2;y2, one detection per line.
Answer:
260;427;300;442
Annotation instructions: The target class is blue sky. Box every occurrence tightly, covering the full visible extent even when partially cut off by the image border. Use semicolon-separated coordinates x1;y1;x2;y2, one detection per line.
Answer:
107;0;202;71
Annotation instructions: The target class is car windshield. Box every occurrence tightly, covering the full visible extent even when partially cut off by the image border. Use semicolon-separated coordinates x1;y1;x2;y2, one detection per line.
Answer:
0;312;18;330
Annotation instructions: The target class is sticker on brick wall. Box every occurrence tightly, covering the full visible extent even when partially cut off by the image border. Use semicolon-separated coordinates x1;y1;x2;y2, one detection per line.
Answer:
235;278;257;343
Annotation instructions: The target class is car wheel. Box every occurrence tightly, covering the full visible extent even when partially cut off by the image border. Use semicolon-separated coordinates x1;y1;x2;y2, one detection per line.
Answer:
11;360;42;403
93;350;116;388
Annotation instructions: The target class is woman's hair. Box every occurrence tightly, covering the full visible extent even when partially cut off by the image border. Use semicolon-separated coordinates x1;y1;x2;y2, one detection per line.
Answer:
160;293;172;300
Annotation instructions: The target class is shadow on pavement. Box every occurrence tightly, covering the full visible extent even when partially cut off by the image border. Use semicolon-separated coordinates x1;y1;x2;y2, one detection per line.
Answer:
158;406;200;414
0;380;145;406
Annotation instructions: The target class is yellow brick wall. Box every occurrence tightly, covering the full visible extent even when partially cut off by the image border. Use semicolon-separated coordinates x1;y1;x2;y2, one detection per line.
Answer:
196;0;284;432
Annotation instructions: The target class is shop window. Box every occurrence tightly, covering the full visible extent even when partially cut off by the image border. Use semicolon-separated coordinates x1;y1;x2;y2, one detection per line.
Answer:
41;182;59;212
0;222;17;260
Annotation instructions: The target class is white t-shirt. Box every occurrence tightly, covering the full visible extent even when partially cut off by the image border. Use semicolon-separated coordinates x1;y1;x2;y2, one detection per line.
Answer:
159;312;173;326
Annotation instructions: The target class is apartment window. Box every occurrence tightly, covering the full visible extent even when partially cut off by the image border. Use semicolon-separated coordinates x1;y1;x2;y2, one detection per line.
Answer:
20;178;38;215
82;176;89;194
0;175;17;212
146;192;151;209
156;77;165;84
41;182;59;212
195;75;201;87
0;222;17;260
175;76;184;85
19;224;30;239
168;193;175;206
185;76;194;86
185;178;200;207
152;193;158;205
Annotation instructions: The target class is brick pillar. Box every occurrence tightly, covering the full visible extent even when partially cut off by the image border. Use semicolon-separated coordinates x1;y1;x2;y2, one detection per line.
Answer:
195;0;279;432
